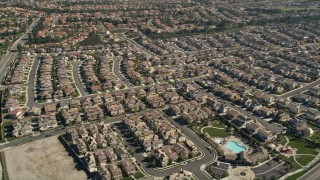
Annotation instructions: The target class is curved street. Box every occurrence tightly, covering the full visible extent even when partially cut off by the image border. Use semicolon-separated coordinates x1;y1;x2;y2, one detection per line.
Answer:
114;113;216;179
113;56;133;88
71;61;88;96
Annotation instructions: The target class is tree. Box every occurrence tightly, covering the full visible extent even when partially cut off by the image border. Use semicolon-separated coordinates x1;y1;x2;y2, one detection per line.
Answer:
216;20;227;31
16;44;22;53
177;155;184;162
151;158;157;167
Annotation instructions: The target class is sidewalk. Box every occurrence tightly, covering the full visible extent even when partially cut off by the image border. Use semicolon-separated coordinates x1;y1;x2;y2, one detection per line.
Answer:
280;153;320;180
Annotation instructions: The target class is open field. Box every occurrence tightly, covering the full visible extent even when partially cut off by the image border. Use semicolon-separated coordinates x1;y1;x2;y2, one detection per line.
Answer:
3;135;87;180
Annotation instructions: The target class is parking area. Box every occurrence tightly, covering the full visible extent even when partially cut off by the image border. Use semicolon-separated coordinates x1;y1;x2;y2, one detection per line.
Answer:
252;158;282;175
255;163;289;179
210;162;229;178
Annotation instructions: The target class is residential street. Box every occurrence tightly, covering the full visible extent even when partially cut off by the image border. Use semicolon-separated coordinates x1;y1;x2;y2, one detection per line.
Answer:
26;56;40;108
71;61;88;96
113;56;133;88
279;78;320;98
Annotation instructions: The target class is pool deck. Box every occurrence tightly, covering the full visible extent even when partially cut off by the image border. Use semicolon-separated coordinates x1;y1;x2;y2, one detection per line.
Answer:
218;136;248;155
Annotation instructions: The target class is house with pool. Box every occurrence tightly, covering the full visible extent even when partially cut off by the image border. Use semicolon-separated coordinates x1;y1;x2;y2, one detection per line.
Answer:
217;137;269;165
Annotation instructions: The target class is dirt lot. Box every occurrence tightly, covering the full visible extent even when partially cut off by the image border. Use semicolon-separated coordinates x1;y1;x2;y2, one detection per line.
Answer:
4;135;87;180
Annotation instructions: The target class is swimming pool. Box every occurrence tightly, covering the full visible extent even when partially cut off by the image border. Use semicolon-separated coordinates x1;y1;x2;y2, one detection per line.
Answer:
226;141;246;153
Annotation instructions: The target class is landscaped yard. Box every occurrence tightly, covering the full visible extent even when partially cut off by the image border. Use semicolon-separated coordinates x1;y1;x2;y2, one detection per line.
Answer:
191;124;205;134
288;138;318;155
278;135;288;146
295;155;315;166
203;127;229;138
307;122;320;129
310;130;320;143
211;120;226;128
134;172;145;179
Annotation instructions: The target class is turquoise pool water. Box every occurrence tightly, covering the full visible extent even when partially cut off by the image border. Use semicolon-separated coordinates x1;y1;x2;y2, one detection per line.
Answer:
226;141;246;153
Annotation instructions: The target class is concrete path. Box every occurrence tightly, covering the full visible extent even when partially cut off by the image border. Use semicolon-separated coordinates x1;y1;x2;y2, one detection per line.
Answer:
280;153;320;180
200;126;226;133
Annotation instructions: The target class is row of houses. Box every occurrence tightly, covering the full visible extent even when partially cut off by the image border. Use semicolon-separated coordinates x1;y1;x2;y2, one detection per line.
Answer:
53;57;77;99
37;55;54;100
9;52;32;84
123;111;199;167
65;122;138;180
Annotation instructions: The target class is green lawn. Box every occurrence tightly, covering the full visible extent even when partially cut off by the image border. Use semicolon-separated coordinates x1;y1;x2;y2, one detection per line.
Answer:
278;136;288;146
285;170;307;180
307;122;320;129
310;131;320;143
295;155;315;166
134;172;145;179
203;127;229;138
288;138;318;155
211;120;226;128
191;124;205;134
0;47;6;53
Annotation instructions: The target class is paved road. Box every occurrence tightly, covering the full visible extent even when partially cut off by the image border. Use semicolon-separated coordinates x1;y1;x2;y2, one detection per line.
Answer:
114;112;215;179
113;56;133;88
0;18;40;82
298;162;320;180
71;61;88;96
26;56;40;108
279;78;320;98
